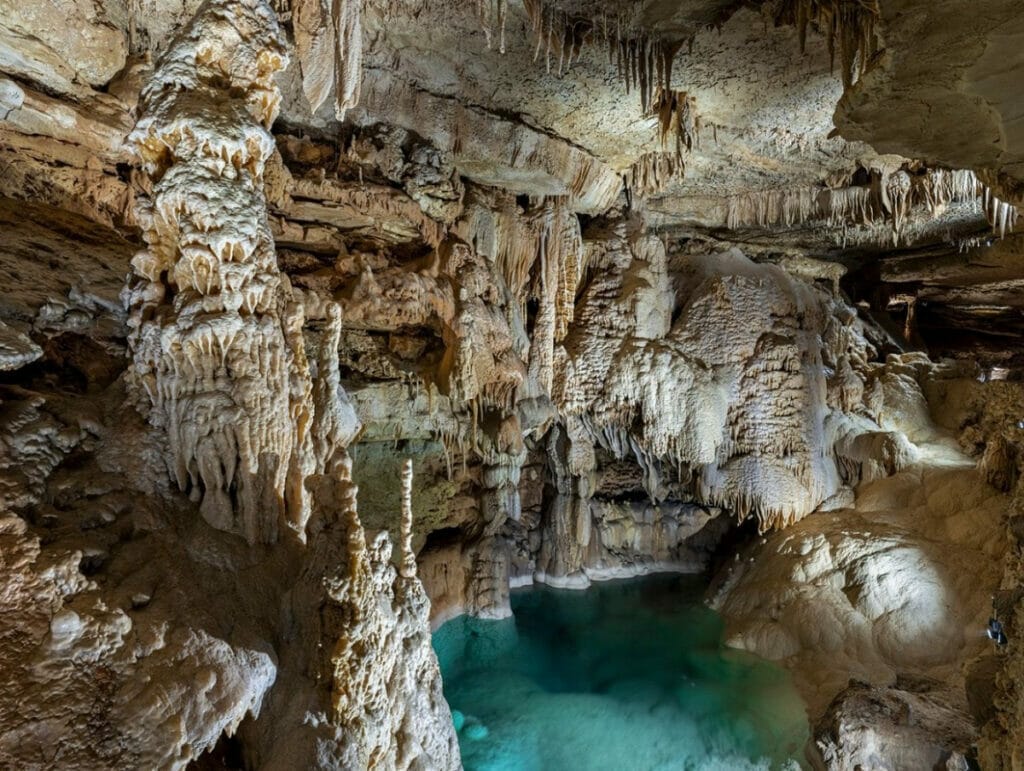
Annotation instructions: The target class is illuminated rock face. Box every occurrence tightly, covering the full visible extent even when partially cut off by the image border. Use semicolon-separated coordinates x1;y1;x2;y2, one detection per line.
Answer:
553;240;885;536
715;450;1008;712
534;235;928;591
0;1;457;768
0;0;1023;767
122;0;360;544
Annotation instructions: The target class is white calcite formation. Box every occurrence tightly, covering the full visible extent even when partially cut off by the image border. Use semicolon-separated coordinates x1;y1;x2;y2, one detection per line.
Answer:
553;238;910;535
1;0;1024;767
0;0;458;768
0;320;42;370
724;166;1018;246
122;0;359;544
326;460;459;770
293;0;362;119
259;456;460;770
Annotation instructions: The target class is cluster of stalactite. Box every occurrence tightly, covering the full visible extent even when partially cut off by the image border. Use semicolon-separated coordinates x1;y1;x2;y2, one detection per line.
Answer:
469;1;709;166
524;2;702;155
477;0;510;53
472;0;688;121
626;152;685;199
522;0;590;74
606;32;683;116
458;193;584;359
772;0;881;88
725;166;1020;244
123;0;360;544
653;88;700;160
292;0;363;118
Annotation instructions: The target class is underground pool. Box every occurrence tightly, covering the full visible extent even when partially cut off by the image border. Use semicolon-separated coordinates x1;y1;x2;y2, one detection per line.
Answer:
432;574;809;771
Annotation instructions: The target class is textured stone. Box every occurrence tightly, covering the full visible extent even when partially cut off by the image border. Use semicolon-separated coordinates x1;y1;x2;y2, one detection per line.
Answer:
1;0;1024;766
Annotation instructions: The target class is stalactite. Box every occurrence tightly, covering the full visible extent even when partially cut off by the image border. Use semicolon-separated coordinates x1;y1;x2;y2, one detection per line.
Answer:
527;198;584;395
627;152;685;199
726;187;821;229
517;0;686;115
123;0;358;544
724;165;1020;243
653;88;700;159
477;0;509;54
331;0;363;119
459;192;583;348
497;209;540;302
773;0;880;88
293;0;362;118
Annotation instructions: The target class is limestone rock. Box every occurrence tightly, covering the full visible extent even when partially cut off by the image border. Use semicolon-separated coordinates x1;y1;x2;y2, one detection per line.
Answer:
814;680;975;771
553;236;907;534
0;0;128;95
2;0;1024;765
715;445;1007;717
0;321;41;371
0;515;277;770
122;0;359;544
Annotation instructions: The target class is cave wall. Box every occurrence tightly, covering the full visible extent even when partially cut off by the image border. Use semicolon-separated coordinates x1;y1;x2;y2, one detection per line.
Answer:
0;0;1022;768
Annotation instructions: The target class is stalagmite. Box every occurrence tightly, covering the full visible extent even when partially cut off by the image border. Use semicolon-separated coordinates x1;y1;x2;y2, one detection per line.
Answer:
4;0;1024;767
284;453;462;770
399;458;416;578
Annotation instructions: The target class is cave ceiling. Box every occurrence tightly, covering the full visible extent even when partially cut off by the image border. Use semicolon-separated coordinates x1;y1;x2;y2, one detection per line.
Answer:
1;0;1023;356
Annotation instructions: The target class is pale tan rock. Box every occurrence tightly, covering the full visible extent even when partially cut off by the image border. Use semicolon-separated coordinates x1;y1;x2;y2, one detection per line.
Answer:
0;0;128;94
122;0;359;543
554;239;909;533
3;0;1024;765
264;454;460;770
835;0;1024;196
714;443;1007;718
0;500;277;770
0;321;41;371
814;681;976;771
348;69;623;214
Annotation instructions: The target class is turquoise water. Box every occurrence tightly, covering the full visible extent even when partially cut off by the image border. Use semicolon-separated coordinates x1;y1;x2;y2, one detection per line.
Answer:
433;575;809;771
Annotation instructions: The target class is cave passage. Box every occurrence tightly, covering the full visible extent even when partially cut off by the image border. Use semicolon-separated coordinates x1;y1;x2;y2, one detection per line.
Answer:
433;574;809;770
